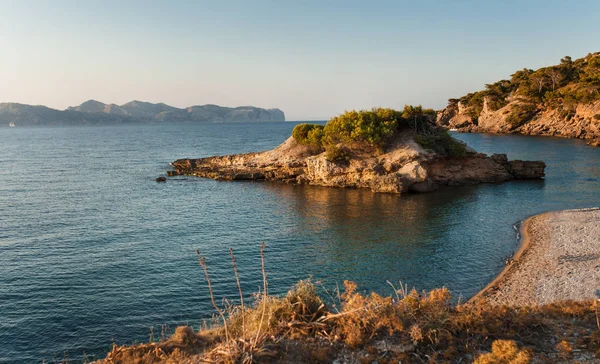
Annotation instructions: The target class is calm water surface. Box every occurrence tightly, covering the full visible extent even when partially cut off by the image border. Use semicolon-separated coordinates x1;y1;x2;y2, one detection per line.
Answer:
1;123;600;363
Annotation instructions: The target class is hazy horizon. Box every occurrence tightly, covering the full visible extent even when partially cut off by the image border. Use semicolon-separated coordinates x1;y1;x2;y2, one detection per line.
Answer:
1;0;599;120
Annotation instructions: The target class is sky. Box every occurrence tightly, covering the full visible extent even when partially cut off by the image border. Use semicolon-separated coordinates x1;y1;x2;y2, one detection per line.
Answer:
0;0;599;121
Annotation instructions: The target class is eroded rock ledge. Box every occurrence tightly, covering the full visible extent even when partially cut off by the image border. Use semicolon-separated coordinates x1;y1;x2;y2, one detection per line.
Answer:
437;97;600;141
169;134;545;194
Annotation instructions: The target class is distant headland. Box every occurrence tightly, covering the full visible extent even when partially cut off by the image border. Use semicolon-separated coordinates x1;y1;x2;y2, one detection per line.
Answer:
0;100;285;127
437;52;600;145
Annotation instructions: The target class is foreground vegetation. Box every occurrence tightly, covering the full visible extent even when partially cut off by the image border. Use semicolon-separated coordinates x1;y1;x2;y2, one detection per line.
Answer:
292;106;467;161
100;246;600;363
454;52;600;125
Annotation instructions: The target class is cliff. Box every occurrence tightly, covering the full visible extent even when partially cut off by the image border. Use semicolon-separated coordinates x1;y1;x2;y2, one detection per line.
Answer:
437;52;600;144
0;100;285;126
169;108;545;194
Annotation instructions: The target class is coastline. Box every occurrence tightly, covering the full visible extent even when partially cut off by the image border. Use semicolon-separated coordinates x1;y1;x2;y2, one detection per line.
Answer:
94;207;600;363
467;212;541;303
470;207;600;305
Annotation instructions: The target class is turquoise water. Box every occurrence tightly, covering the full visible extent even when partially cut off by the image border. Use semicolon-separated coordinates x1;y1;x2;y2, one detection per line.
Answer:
1;123;600;363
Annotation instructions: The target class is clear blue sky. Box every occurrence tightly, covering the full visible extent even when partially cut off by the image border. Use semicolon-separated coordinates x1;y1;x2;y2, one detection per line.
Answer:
1;0;599;120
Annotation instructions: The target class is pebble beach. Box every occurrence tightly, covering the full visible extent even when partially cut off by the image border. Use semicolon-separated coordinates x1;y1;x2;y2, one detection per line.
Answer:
473;208;600;305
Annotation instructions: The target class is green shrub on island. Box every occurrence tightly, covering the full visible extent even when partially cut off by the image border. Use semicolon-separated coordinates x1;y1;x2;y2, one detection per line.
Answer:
324;144;350;163
292;106;466;158
292;108;401;150
594;114;600;120
322;108;400;148
306;125;325;146
414;131;467;157
400;105;437;131
293;106;441;151
291;123;324;147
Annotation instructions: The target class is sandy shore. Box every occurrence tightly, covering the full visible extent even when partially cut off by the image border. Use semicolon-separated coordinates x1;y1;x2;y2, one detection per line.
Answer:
472;207;600;306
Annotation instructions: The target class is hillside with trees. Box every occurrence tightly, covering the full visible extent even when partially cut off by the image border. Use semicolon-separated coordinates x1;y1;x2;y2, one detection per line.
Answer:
437;52;600;145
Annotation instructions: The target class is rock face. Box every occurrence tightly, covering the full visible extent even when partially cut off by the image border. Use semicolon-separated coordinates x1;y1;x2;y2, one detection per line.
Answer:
170;135;545;194
436;52;600;141
437;98;600;140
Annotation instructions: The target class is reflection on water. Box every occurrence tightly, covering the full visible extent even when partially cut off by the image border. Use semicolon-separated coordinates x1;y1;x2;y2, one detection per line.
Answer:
256;178;548;300
264;182;476;248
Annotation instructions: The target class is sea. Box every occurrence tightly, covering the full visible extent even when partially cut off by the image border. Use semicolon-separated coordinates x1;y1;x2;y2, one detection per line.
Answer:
1;122;600;363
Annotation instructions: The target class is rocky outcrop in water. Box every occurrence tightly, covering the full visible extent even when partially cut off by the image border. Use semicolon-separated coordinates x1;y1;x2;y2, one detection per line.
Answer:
169;134;545;194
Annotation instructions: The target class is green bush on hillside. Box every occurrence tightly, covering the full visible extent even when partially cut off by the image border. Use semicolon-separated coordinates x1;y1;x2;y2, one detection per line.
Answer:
487;96;510;112
506;104;538;128
460;92;485;121
457;80;517;120
558;107;576;121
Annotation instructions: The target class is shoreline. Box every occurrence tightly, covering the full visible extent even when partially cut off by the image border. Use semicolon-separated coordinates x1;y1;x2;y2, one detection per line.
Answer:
93;208;600;363
470;207;600;305
468;212;547;303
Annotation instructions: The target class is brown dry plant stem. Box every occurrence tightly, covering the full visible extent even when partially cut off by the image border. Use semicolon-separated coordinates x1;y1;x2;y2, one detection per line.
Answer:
254;242;268;345
100;245;600;363
230;248;246;336
196;250;231;352
596;298;600;330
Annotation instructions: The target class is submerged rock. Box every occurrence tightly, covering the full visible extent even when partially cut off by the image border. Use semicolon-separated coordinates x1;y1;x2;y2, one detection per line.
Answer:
170;133;545;194
588;139;600;147
507;160;547;179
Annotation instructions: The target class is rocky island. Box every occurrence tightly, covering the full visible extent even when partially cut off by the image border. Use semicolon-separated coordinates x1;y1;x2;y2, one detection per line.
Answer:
437;52;600;146
169;106;545;193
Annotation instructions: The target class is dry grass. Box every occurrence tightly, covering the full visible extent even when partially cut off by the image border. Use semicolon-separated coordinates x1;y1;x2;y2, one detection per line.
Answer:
101;325;212;364
97;247;600;364
474;340;532;364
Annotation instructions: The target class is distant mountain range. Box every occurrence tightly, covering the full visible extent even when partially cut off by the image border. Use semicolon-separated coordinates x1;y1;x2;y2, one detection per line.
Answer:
1;100;285;127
